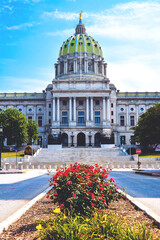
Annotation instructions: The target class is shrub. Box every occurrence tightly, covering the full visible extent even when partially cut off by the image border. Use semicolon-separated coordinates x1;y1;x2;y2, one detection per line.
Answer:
35;210;154;240
47;163;124;215
24;145;36;155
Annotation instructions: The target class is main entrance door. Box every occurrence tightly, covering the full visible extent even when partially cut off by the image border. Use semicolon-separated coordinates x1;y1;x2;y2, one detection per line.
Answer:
94;133;101;147
62;133;68;147
77;132;85;147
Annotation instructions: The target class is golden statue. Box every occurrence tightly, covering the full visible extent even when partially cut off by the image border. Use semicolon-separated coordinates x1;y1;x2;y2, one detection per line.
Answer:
80;11;83;21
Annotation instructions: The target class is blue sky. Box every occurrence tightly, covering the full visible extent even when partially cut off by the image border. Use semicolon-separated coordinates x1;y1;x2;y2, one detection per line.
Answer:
1;0;160;92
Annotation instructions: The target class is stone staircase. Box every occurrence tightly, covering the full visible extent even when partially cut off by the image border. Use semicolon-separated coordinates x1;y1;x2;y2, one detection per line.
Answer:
29;147;131;165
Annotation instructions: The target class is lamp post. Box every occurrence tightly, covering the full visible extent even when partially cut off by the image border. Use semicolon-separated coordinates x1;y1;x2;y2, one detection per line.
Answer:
0;126;3;171
32;138;33;157
129;139;131;155
71;132;74;147
88;132;92;147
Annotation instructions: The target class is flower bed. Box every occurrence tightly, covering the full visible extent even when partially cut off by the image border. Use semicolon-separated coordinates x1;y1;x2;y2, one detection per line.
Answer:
47;163;124;215
34;163;159;239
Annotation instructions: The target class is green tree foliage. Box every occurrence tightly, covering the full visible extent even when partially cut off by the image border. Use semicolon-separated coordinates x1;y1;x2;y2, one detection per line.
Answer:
0;108;28;147
27;120;39;145
132;103;160;146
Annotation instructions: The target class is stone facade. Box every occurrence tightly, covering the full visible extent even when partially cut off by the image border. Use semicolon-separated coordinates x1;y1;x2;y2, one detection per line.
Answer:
1;19;160;148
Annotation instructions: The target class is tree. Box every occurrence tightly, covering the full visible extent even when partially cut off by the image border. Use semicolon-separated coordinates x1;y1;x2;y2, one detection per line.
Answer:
0;108;28;147
27;120;39;145
132;103;160;146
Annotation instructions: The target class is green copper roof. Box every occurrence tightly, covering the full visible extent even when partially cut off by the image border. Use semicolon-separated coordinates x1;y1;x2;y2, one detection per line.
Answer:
59;34;103;58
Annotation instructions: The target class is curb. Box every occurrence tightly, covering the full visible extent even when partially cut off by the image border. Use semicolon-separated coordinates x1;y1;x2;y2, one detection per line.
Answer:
118;189;160;228
0;186;51;234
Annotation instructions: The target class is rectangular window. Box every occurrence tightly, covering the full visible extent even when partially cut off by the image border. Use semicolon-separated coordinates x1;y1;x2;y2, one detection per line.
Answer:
78;111;84;116
120;116;125;126
38;116;42;127
62;117;68;125
111;119;114;123
78;117;85;125
120;136;126;145
49;111;51;116
49;119;51;124
95;111;100;115
95;100;100;105
49;103;51;108
111;111;114;116
63;100;67;106
130;116;135;126
28;116;32;120
79;100;83;106
111;103;113;108
62;111;68;116
95;117;100;124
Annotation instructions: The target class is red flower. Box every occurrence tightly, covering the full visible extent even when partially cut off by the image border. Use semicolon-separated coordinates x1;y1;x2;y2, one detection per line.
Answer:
100;174;105;178
100;187;103;191
54;193;58;196
109;190;112;193
91;194;95;199
91;203;94;207
60;204;64;207
72;194;76;197
98;209;102;212
110;178;115;182
46;195;49;198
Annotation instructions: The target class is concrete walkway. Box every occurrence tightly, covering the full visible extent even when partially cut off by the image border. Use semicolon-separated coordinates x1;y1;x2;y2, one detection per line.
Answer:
0;170;53;223
109;170;160;220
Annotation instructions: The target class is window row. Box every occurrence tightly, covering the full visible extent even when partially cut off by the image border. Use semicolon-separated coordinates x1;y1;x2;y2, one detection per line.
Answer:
120;116;135;126
0;107;43;113
120;107;144;112
28;116;43;127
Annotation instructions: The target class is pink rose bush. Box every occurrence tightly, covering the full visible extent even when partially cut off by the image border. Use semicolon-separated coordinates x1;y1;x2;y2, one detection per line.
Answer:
48;163;124;215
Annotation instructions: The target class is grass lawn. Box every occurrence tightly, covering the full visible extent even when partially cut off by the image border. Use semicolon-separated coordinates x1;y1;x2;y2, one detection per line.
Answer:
140;152;160;158
2;152;24;158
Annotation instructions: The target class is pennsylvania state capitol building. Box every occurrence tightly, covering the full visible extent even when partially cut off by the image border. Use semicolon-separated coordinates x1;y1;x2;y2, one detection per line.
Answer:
1;16;160;148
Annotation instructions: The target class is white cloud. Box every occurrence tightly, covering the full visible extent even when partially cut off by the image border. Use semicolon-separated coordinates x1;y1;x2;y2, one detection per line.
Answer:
6;22;40;30
0;76;48;92
3;5;13;11
47;28;74;37
46;2;160;42
42;9;79;21
108;61;160;92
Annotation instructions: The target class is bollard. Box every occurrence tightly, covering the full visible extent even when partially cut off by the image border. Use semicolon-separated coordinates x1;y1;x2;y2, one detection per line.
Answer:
5;163;9;170
18;162;22;170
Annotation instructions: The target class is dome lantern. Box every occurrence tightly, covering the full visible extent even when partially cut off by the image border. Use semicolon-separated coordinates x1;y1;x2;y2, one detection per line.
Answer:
75;11;86;34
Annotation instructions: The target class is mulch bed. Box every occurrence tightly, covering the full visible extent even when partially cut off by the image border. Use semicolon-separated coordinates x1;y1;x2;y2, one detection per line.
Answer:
0;196;160;240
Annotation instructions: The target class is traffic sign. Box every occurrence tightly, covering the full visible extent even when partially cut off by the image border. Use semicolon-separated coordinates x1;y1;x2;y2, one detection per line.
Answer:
136;149;141;155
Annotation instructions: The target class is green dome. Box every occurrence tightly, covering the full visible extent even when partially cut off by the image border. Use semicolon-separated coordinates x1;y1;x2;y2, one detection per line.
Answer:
59;34;103;58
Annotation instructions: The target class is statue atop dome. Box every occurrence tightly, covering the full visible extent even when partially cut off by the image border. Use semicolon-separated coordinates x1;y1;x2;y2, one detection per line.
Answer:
79;11;83;23
75;11;86;34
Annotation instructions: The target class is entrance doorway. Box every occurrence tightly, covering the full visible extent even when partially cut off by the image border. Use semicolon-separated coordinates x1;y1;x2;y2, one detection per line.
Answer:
94;133;101;147
77;132;85;147
62;133;68;147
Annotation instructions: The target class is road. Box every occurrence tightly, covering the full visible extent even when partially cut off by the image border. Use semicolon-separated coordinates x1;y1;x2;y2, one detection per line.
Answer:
0;171;52;223
109;170;160;216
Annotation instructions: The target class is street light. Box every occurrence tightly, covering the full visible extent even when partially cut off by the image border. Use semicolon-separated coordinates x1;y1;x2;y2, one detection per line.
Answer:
71;132;74;147
88;132;92;147
129;139;131;155
0;126;3;171
32;138;33;157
